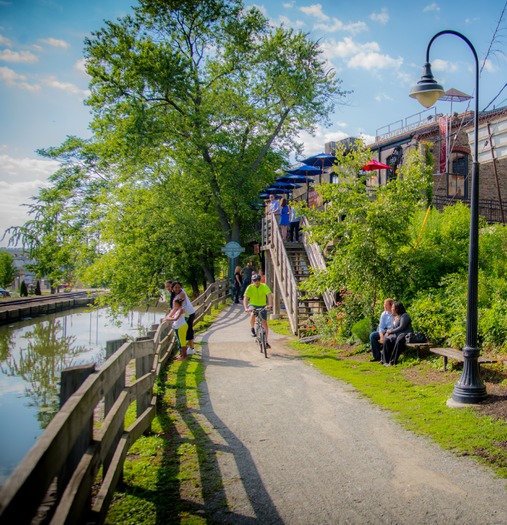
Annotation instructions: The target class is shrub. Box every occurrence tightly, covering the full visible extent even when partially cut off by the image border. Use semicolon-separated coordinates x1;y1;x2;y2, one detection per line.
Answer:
351;318;371;344
20;281;28;297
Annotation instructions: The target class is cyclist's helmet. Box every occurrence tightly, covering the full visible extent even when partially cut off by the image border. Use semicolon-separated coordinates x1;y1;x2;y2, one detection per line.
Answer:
252;273;261;282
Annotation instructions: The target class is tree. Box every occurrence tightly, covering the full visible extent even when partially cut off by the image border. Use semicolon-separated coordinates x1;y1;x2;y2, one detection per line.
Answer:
20;280;28;297
6;0;349;311
35;280;42;295
0;250;15;288
84;0;346;245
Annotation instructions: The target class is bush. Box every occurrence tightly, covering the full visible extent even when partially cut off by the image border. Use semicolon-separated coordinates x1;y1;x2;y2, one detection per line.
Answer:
351;318;371;344
35;280;42;295
20;281;28;297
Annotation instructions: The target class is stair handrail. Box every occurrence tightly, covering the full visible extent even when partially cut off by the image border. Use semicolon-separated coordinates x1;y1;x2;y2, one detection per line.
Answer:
262;216;300;334
300;216;335;311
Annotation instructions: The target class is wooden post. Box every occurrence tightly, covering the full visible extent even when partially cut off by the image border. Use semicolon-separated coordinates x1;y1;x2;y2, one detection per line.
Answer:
58;363;95;498
103;338;127;478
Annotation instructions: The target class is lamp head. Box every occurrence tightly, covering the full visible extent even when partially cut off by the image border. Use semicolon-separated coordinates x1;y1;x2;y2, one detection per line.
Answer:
409;62;445;108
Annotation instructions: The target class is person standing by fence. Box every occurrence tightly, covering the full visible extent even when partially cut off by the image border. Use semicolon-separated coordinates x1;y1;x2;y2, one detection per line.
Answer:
172;282;196;355
164;297;188;360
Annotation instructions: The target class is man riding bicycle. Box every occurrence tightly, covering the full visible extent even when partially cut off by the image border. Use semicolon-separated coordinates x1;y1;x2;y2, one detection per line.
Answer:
243;273;273;348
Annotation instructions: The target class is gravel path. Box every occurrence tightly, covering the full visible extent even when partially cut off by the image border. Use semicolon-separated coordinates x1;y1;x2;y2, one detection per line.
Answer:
196;304;507;524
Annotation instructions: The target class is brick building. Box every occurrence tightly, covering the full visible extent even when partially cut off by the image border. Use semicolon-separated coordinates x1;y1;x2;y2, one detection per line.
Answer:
367;105;507;223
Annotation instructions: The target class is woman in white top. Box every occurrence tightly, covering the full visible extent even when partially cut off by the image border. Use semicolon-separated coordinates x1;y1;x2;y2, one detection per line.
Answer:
171;281;196;355
164;297;188;360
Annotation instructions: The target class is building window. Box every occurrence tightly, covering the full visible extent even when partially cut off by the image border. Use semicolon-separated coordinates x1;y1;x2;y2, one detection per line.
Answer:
447;152;468;198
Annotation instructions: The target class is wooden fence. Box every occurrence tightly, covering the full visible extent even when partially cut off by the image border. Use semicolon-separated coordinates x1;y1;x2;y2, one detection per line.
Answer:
0;280;229;525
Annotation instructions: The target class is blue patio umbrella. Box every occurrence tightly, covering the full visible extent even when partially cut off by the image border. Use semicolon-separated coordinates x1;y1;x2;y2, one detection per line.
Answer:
270;181;302;190
287;164;322;176
277;174;309;183
301;152;336;168
301;153;336;183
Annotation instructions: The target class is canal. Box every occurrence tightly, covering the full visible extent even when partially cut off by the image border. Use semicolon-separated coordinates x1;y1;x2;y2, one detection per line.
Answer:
0;305;167;486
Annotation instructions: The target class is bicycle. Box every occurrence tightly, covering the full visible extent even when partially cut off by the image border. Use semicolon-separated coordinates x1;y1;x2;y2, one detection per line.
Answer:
248;306;269;358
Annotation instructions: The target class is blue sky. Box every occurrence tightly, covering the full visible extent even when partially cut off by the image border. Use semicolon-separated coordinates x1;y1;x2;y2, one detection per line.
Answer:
1;0;506;236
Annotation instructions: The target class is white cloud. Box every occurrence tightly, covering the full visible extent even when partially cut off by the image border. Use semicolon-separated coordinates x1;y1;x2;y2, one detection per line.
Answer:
347;52;403;71
0;66;40;91
74;58;88;74
481;58;498;74
0;154;59;235
297;125;351;158
278;15;305;28
432;58;458;73
370;8;389;24
323;37;404;75
423;3;440;12
0;34;13;46
0;49;38;63
282;1;294;7
39;37;70;49
0;153;59;181
300;3;329;21
43;75;89;97
314;18;367;34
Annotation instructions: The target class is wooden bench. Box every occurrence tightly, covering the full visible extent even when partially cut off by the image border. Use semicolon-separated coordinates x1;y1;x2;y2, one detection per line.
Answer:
405;342;432;358
430;347;498;371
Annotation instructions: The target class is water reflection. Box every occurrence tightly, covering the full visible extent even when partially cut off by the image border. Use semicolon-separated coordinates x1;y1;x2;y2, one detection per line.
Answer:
0;306;165;485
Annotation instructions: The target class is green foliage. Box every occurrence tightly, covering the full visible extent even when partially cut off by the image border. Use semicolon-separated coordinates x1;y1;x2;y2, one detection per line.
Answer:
303;140;433;326
0;250;15;287
7;0;350;311
20;281;28;297
35;280;42;295
351;318;371;344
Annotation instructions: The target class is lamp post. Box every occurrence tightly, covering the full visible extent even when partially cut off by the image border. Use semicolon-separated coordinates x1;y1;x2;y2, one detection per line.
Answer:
409;30;487;404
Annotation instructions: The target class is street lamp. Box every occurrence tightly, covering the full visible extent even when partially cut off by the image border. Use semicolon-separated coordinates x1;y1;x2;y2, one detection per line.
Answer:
409;30;487;404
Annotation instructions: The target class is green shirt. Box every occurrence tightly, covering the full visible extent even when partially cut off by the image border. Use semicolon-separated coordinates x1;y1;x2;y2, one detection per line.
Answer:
245;283;272;307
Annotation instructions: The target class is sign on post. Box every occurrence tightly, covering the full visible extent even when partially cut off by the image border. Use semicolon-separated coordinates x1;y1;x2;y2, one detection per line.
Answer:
222;242;245;300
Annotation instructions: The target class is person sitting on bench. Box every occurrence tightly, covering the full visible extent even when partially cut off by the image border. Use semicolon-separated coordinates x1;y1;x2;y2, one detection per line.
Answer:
369;298;394;362
382;301;414;366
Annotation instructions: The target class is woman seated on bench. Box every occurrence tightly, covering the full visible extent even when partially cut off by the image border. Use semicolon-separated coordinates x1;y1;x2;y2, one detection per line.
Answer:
382;301;414;366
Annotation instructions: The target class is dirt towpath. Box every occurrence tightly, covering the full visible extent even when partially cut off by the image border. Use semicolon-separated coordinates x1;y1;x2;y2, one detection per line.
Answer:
195;304;507;524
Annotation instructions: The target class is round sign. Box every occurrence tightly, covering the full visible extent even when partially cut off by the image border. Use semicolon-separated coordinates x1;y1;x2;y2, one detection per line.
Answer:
222;241;245;259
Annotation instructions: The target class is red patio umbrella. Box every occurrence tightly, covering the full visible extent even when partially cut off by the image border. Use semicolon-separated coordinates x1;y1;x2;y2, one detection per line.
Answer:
362;159;391;171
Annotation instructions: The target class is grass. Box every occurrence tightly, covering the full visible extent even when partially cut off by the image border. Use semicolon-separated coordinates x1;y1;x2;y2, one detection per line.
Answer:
105;306;507;524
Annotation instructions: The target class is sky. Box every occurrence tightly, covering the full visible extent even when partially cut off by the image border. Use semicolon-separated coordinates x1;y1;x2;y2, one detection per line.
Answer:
0;0;506;238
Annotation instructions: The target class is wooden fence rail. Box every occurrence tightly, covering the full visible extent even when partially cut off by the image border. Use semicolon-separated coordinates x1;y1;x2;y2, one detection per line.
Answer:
0;280;229;525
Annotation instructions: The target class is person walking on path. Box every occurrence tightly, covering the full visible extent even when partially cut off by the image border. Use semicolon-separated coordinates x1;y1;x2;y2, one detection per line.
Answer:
240;262;253;300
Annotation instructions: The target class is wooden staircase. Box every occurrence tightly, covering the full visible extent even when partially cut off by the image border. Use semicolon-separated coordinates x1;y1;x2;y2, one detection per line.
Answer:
260;216;333;337
285;242;326;335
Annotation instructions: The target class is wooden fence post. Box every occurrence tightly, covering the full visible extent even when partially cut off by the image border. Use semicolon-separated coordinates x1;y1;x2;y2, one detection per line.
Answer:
58;363;96;498
103;338;127;479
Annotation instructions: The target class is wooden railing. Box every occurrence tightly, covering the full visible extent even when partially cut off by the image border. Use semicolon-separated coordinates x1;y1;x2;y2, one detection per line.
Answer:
0;280;229;525
261;216;300;334
299;217;335;311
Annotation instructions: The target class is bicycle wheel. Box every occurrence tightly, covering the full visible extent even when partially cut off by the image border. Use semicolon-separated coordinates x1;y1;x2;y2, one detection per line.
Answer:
258;327;268;358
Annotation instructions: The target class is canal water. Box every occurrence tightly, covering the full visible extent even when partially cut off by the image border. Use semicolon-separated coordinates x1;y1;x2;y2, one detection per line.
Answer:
0;305;167;486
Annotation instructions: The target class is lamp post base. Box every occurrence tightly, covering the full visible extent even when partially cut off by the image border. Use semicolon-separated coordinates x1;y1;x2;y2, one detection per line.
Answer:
450;345;487;404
